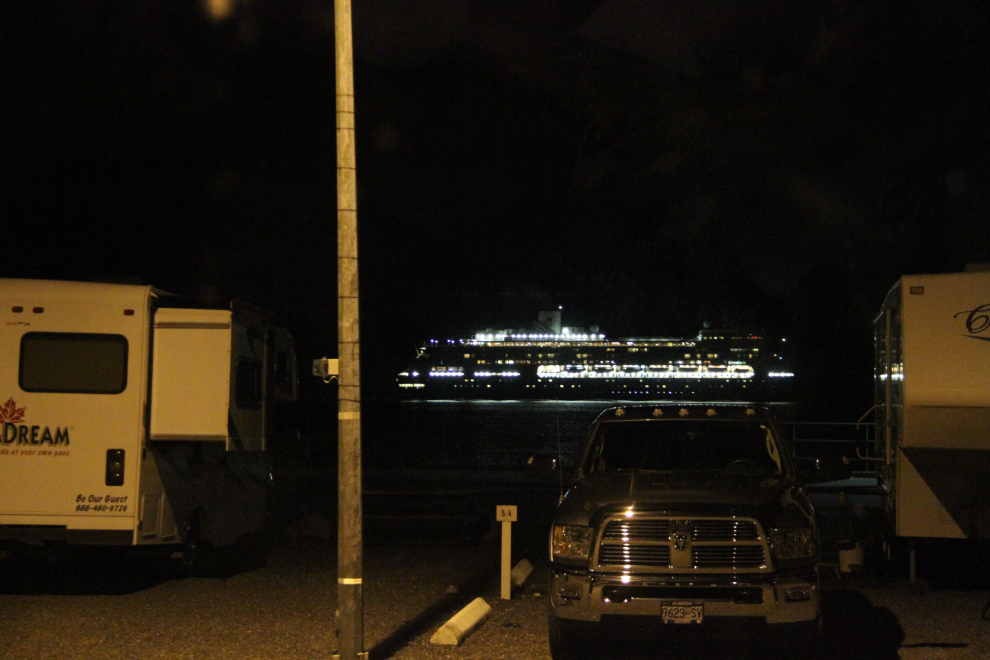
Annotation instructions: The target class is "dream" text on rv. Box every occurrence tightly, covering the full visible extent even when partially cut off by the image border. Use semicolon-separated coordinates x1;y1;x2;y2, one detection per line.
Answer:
2;423;70;446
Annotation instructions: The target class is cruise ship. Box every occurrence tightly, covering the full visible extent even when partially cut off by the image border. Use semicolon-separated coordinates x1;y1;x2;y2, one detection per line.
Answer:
396;312;795;401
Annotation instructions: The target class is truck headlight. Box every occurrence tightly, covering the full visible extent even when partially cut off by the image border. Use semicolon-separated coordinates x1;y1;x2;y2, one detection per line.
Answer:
551;525;594;561
768;527;815;560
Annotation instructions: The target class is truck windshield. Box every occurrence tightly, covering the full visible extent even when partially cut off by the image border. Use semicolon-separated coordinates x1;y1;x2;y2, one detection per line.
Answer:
586;420;783;476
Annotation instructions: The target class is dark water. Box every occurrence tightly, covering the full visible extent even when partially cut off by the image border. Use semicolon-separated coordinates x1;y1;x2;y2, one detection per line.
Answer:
360;399;616;471
359;399;799;472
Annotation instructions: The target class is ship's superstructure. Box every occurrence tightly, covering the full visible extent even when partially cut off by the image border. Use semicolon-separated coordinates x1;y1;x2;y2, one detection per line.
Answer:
397;319;794;401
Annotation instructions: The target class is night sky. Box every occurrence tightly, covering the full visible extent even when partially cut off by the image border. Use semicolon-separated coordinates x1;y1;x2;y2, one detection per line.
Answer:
2;0;988;418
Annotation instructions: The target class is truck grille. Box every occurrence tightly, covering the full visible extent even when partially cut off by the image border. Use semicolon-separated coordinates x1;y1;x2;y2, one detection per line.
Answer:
595;516;771;573
601;519;670;541
692;545;766;568
691;519;759;541
598;544;672;567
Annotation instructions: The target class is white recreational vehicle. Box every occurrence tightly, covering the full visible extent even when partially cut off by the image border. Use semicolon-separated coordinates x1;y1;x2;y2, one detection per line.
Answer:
874;270;990;540
0;279;296;559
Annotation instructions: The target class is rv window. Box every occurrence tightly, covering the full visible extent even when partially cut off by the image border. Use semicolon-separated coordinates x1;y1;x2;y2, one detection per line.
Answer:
235;358;262;409
20;333;128;394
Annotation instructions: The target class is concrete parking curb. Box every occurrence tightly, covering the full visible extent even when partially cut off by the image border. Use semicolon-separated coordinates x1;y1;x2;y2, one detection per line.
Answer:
429;597;492;646
511;558;534;588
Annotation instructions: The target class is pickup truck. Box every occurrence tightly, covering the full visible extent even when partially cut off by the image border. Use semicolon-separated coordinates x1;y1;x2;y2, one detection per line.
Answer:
547;404;839;658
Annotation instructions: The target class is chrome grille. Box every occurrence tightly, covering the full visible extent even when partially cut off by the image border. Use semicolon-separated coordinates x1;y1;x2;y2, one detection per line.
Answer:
595;516;771;573
601;519;670;541
691;519;759;541
692;545;766;568
598;544;671;567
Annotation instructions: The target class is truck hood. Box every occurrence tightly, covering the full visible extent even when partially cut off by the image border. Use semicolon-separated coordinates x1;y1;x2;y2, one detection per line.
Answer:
554;470;813;528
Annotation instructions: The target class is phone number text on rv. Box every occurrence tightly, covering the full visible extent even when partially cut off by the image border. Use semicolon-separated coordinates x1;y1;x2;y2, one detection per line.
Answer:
75;494;129;513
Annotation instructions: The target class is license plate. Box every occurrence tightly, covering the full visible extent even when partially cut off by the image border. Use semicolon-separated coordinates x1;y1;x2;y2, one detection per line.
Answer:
661;601;703;624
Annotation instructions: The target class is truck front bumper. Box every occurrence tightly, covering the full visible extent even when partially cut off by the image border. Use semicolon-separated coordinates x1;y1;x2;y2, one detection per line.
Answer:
550;569;819;625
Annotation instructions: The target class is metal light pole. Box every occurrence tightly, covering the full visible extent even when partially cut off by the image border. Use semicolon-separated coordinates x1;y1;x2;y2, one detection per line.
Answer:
334;0;364;657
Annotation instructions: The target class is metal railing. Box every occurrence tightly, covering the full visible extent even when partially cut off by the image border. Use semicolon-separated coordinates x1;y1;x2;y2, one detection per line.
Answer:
782;421;877;473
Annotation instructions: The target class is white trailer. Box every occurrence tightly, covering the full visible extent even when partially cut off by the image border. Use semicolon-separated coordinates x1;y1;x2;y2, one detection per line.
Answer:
874;270;990;539
0;279;296;555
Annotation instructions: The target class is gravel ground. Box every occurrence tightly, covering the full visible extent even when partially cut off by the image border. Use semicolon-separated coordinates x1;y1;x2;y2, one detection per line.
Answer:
855;582;990;660
1;514;988;660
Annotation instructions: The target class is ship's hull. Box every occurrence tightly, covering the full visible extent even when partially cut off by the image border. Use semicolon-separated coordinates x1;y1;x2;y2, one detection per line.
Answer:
397;333;795;402
398;376;792;402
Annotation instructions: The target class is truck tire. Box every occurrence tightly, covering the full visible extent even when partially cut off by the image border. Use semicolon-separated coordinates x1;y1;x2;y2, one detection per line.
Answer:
548;607;591;660
781;609;823;660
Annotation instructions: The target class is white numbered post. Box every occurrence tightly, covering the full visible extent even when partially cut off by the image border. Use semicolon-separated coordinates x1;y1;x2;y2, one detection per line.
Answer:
497;505;517;600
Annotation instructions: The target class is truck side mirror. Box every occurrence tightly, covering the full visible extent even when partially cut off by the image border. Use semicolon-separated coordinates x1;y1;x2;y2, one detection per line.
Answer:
525;455;559;482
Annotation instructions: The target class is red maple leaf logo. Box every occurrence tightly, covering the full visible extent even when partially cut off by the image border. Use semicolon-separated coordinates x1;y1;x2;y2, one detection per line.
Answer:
0;398;26;424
